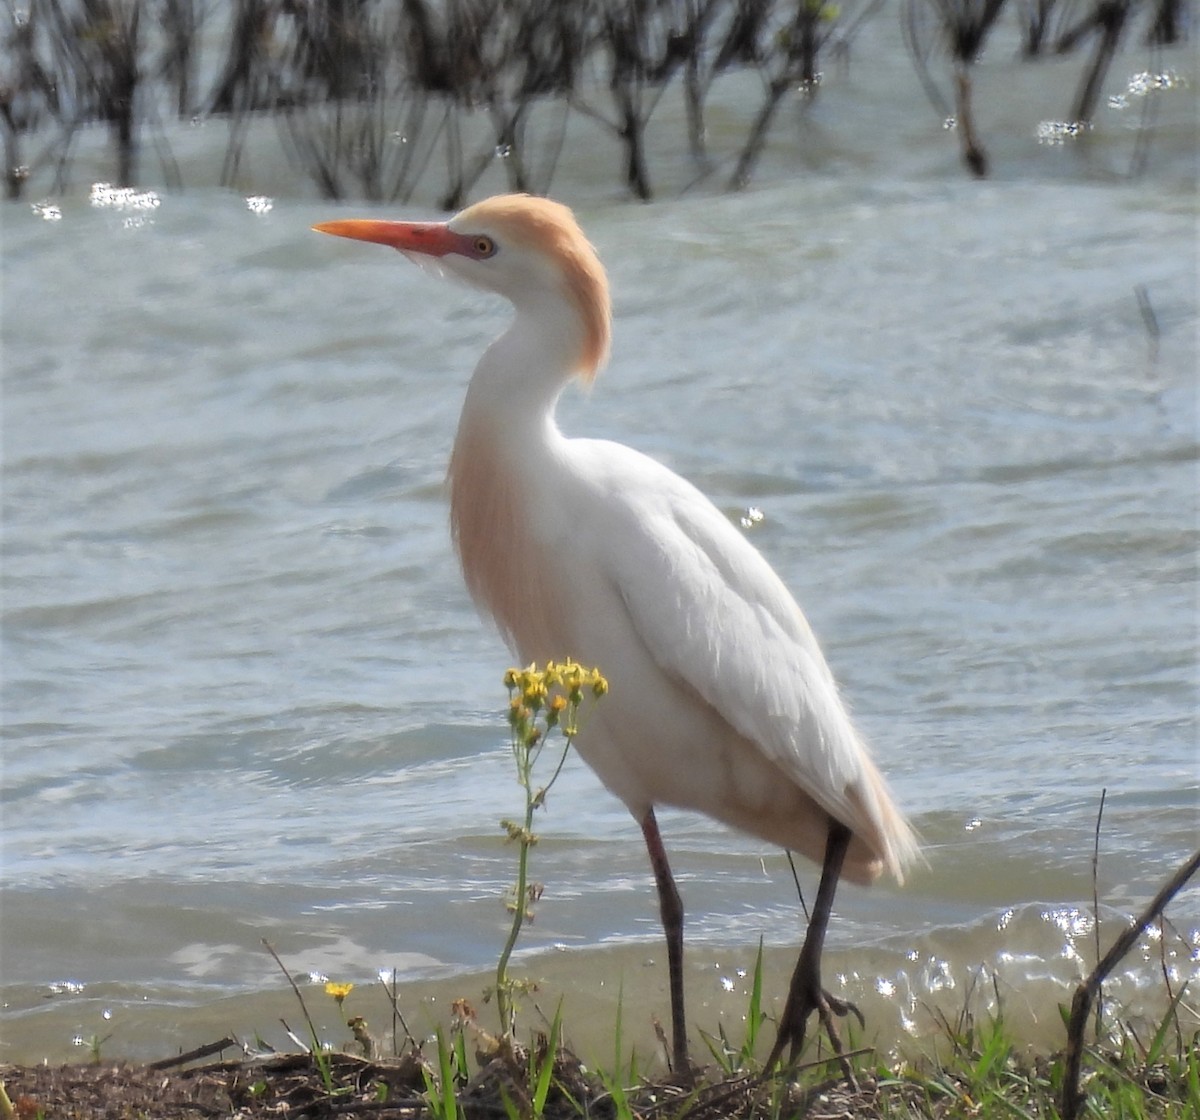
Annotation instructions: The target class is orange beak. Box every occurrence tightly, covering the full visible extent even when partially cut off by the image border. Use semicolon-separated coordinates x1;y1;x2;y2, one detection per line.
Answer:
312;219;470;258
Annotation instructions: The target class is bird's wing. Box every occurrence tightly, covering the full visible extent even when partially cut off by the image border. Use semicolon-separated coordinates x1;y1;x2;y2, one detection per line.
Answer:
577;440;882;841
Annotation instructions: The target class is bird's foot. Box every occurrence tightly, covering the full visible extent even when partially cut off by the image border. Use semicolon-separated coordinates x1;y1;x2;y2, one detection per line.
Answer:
766;979;864;1084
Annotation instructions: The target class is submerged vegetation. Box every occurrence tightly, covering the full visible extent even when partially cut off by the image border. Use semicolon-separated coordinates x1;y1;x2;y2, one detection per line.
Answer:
0;0;1190;202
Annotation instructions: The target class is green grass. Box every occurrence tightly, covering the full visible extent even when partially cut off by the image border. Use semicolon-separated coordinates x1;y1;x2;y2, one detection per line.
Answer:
382;942;1196;1120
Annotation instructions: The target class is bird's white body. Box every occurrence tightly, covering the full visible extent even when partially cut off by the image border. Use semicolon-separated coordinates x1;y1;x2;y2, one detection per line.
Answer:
315;193;917;1066
452;328;911;884
451;352;907;878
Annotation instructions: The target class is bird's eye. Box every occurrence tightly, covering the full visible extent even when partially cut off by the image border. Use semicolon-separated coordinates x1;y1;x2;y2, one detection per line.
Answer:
472;235;496;258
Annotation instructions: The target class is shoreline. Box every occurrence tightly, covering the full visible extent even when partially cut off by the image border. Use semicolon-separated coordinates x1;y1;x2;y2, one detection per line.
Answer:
3;919;1190;1069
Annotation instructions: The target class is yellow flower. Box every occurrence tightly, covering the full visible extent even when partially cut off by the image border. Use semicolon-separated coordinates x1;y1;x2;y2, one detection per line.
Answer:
503;661;605;734
324;981;354;1005
522;681;547;709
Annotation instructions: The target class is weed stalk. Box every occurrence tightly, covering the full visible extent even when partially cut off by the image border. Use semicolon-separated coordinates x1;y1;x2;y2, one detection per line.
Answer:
494;661;606;1046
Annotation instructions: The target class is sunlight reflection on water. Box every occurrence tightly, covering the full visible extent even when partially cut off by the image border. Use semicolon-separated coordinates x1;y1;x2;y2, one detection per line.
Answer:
2;43;1196;1062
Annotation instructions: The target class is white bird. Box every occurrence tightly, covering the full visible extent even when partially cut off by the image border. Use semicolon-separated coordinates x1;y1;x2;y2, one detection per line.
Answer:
314;194;918;1073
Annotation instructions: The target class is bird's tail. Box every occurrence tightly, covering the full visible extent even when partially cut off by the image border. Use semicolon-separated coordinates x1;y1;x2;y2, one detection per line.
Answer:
842;755;922;887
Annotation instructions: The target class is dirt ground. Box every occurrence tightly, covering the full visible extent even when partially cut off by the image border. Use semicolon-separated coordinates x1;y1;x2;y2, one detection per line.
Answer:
1;1048;438;1119
0;1047;918;1119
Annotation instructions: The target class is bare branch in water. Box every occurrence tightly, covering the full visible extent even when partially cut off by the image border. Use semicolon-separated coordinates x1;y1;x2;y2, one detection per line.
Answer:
1060;848;1200;1120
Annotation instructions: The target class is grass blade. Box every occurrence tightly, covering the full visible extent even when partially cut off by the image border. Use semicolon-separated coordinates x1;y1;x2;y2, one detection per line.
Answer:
743;937;764;1062
426;1025;460;1120
1143;980;1189;1066
531;1002;562;1116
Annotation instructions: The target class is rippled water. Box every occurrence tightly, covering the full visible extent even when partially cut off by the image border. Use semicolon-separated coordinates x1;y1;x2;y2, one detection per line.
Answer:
2;24;1197;1065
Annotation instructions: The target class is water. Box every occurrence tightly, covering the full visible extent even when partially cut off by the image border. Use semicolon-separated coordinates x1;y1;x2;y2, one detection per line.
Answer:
1;22;1197;1066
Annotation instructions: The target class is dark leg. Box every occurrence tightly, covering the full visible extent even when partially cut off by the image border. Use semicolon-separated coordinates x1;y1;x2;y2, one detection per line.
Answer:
640;808;689;1075
766;819;863;1076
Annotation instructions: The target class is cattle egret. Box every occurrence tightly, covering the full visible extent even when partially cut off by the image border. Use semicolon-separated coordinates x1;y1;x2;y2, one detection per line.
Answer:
314;195;918;1073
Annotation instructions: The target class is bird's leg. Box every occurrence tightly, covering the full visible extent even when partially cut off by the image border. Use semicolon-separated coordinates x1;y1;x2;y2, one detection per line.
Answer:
765;819;863;1080
640;808;690;1076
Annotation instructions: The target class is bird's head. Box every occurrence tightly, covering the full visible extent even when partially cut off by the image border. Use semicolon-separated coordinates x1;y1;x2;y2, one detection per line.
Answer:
314;194;611;380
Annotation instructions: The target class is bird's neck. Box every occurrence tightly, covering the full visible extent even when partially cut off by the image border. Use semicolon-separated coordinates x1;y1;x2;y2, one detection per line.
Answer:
471;301;585;414
447;311;576;655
